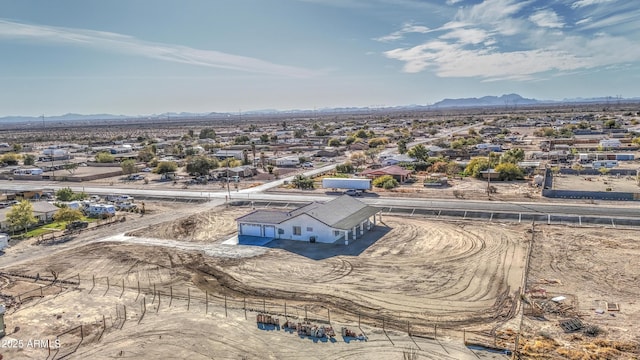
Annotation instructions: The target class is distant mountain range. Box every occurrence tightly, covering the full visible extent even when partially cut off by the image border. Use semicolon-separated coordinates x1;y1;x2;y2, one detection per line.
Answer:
431;93;640;109
1;94;639;124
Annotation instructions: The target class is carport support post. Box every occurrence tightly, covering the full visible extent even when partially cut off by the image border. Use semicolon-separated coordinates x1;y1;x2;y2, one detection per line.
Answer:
327;308;330;324
263;299;266;314
284;302;287;318
304;306;307;321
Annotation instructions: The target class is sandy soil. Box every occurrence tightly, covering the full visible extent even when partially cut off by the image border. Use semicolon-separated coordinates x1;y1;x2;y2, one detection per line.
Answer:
0;207;528;359
552;173;640;193
2;202;638;359
518;225;640;359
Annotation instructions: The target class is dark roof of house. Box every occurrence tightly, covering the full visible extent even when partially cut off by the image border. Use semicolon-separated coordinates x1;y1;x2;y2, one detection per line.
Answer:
236;196;379;230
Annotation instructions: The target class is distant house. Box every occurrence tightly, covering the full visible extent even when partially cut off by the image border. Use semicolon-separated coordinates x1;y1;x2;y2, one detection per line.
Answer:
599;139;622;149
476;143;502;152
0;201;59;231
269;156;300;167
360;165;413;183
380;154;416;166
228;165;257;178
214;149;245;160
236;195;381;243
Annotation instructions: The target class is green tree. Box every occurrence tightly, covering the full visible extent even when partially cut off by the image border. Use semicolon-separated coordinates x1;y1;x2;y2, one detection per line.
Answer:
53;207;83;224
7;200;38;234
407;144;429;162
328;138;341;147
463;157;491;178
572;163;584;176
598;167;610;176
292;175;314;189
95;152;115;163
1;153;20;166
121;159;137;175
354;129;369;139
345;136;356;145
397;139;407;154
137;147;155;163
501;148;525;164
199;128;216;139
56;187;75;201
368;137;388;148
64;162;79;175
234;135;250;144
260;134;270;144
494;163;524;180
186;156;217;176
372;175;398;189
155;161;178;174
604;119;617;129
335;162;354;173
293;129;306;138
23;154;36;166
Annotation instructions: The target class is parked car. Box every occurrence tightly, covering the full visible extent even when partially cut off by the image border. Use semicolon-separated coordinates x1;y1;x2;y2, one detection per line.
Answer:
344;189;363;196
141;167;152;172
66;221;89;231
302;162;314;168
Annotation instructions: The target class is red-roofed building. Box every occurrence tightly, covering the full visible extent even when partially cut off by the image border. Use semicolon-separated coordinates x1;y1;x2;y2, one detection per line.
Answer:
360;165;413;183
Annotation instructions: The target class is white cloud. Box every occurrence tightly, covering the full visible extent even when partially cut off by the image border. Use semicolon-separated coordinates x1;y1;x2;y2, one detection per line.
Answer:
0;20;318;78
384;41;589;79
446;0;463;4
529;9;564;28
575;17;592;25
374;22;430;42
440;27;490;44
571;0;616;9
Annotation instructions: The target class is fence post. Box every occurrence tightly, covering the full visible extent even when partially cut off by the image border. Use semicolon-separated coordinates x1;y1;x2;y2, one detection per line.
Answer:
80;324;84;340
407;320;410;336
224;294;228;318
284;302;287;318
263;299;266;314
327;308;330;324
434;324;437;339
244;297;247;320
152;284;156;304
103;315;106;331
206;291;208;314
157;290;160;313
77;273;80;286
187;288;190;311
169;286;173;307
136;280;140;301
93;274;95;287
120;279;125;298
40;287;43;296
105;276;110;295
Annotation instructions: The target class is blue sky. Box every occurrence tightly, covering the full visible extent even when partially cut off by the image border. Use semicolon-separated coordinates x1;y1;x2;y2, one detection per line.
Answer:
1;0;639;116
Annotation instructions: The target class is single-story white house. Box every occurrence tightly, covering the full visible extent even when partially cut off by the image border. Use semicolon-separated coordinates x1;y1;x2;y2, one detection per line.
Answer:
236;196;381;244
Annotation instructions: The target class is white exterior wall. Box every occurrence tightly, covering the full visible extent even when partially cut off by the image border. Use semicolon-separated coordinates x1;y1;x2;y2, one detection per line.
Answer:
278;214;339;243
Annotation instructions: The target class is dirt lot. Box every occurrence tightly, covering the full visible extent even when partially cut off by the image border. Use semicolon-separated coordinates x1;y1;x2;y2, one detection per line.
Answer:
519;224;640;359
1;204;638;359
552;173;640;193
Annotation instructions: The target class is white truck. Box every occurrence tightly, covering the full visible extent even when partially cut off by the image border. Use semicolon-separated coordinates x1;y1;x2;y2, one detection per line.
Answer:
322;178;371;191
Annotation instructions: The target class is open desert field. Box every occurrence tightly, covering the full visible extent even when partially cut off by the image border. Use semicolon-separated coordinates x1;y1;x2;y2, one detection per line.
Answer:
1;204;638;359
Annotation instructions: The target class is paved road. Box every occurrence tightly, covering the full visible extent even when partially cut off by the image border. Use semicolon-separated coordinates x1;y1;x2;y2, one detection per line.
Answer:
2;178;638;218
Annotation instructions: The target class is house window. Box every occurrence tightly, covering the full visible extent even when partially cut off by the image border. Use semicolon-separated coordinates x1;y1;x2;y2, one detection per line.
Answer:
306;227;313;232
334;230;341;237
293;226;301;235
